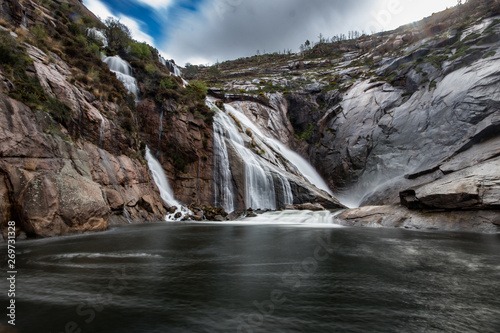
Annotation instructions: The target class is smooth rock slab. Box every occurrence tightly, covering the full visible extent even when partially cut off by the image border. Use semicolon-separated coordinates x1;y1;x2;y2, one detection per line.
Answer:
409;156;500;210
337;205;500;233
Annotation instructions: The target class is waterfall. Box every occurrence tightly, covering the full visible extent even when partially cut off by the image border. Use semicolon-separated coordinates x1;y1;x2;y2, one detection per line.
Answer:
145;146;179;207
227;103;333;195
103;56;139;100
98;112;105;148
22;9;27;28
87;28;108;48
145;146;192;221
159;56;182;77
213;120;235;212
210;98;295;212
158;109;164;144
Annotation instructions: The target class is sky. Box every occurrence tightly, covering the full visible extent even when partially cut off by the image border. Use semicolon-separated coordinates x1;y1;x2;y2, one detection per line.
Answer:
82;0;460;66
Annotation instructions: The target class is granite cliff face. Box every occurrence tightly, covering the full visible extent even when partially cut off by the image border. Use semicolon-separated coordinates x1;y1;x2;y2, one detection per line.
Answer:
203;1;500;232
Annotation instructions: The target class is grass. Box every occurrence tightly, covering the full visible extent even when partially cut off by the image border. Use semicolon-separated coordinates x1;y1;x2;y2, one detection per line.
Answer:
482;50;496;58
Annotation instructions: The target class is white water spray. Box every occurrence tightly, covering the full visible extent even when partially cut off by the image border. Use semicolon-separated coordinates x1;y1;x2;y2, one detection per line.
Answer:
103;55;139;100
145;147;192;221
210;97;333;212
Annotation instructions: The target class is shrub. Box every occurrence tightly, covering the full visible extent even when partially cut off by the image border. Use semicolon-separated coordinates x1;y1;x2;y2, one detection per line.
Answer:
145;63;156;75
130;42;152;60
160;77;177;90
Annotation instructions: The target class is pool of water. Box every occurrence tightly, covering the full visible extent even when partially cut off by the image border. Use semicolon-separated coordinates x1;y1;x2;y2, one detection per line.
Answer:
2;219;500;332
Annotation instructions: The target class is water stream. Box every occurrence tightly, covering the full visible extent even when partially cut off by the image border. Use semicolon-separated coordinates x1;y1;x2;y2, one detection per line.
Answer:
210;98;331;212
145;146;191;220
103;55;139;100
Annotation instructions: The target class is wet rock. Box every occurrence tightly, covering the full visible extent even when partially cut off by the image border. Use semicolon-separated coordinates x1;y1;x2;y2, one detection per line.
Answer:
226;210;245;220
189;214;203;221
285;203;325;211
214;215;225;221
174;212;182;219
337;205;500;233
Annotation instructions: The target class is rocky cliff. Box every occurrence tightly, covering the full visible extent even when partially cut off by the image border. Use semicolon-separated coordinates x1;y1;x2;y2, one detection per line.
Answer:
200;0;500;232
0;0;341;239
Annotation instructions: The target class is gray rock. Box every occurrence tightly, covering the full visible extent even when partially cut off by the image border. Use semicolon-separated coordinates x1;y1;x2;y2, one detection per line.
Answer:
337;205;500;233
403;156;500;210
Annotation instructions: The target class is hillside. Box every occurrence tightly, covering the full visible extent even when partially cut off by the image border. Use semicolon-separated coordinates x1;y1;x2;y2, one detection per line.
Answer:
192;0;500;230
0;0;499;238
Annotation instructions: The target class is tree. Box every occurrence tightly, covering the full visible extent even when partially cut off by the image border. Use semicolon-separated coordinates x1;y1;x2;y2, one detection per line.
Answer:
104;17;131;52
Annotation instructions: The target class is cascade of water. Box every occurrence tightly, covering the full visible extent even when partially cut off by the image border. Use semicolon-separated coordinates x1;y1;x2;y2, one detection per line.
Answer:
145;146;179;207
227;103;333;195
98;112;105;148
213;120;235;212
210;98;294;211
145;146;192;221
22;9;27;27
87;28;108;47
159;56;182;77
158;109;164;144
122;206;132;224
103;56;139;100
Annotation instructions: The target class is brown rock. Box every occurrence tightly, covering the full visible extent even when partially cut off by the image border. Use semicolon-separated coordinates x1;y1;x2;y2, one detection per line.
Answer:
189;214;203;221
286;203;325;211
104;188;124;210
0;174;11;229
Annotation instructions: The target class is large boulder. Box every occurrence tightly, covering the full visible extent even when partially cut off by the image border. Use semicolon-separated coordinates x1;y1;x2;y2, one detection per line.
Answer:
401;156;500;210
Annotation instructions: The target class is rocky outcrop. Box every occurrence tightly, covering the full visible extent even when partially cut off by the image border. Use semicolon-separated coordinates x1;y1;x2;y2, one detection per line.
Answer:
286;203;325;211
137;98;214;206
337;205;500;234
0;92;168;237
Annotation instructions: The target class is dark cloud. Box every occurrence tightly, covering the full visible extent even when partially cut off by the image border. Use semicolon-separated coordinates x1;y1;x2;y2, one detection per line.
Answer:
162;0;376;65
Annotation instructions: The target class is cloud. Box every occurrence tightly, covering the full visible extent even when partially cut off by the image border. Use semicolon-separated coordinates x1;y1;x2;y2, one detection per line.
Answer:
161;0;377;65
83;0;155;45
133;0;174;9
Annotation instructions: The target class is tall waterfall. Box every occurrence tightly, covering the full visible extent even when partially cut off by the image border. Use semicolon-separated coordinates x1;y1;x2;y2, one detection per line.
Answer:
145;146;180;208
227;103;333;195
211;98;330;212
145;147;192;220
103;56;139;99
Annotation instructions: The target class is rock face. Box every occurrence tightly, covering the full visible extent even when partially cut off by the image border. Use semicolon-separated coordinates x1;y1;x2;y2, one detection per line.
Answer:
337;206;500;234
137;98;215;206
0;94;167;237
0;32;167;237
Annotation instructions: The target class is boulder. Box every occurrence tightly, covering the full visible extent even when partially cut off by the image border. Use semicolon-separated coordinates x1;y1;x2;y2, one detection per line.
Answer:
285;203;325;211
401;156;500;210
104;188;124;210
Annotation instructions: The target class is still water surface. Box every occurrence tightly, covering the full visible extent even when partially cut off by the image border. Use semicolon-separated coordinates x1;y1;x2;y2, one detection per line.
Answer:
2;218;500;333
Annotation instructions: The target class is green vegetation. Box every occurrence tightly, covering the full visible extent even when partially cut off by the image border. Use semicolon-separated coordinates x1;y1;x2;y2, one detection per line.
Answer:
130;42;152;60
426;54;449;69
483;50;496;58
296;123;314;141
0;30;72;126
